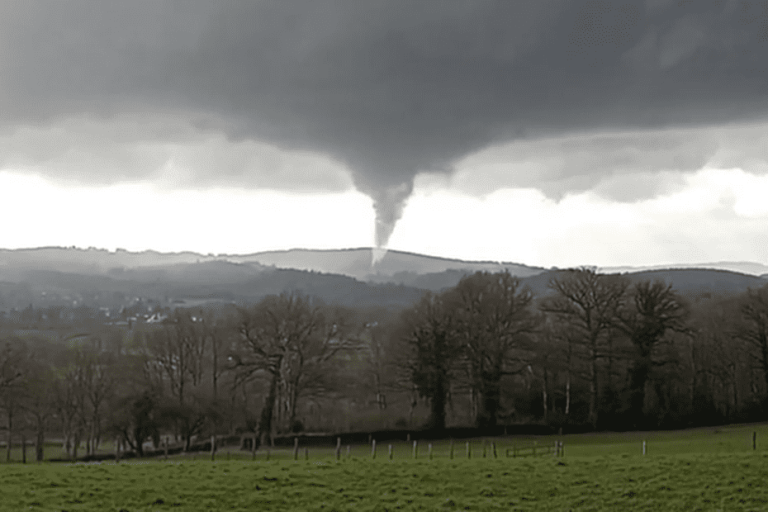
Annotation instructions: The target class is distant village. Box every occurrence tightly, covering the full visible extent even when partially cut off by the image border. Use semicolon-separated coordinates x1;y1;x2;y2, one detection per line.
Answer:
0;294;174;329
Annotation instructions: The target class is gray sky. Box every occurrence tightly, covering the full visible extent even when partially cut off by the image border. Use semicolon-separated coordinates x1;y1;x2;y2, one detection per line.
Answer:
1;0;767;266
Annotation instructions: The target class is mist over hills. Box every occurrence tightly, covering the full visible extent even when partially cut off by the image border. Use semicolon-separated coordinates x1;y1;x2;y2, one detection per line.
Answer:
0;247;765;313
232;247;544;282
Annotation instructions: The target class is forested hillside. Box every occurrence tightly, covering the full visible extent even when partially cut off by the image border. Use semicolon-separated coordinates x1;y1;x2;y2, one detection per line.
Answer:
2;265;768;462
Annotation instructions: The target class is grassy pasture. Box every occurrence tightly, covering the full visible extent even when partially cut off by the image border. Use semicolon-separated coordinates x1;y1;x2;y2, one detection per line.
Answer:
2;454;768;511
2;424;768;511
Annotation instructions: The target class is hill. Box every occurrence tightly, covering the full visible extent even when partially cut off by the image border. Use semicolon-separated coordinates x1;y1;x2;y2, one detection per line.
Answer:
518;267;767;300
229;247;545;283
0;247;765;314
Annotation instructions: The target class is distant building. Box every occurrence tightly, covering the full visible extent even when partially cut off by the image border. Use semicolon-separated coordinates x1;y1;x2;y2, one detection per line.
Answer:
145;312;168;323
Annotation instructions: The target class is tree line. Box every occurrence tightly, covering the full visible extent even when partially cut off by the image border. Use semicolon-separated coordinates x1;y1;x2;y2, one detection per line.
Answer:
1;268;768;459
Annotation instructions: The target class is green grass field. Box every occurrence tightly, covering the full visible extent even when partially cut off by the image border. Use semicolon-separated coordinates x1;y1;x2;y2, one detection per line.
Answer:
2;423;768;511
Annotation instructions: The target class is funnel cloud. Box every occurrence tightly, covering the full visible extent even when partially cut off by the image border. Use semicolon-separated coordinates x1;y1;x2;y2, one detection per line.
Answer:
1;1;768;250
371;183;413;249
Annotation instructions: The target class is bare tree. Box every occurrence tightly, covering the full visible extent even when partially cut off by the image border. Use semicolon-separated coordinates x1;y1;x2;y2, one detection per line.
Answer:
692;297;752;420
20;362;57;462
395;292;461;431
143;310;207;406
284;304;357;429
617;280;689;427
233;293;354;444
68;340;117;455
530;314;572;423
0;338;26;461
356;306;402;411
542;268;629;428
447;271;540;428
141;311;212;450
734;285;768;404
197;309;231;403
54;343;111;459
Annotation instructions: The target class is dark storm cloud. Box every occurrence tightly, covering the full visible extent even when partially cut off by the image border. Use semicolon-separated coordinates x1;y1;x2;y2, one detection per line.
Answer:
1;0;767;245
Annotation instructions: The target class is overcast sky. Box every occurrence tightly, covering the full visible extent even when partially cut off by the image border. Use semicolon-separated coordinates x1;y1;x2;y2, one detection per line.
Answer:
1;0;767;268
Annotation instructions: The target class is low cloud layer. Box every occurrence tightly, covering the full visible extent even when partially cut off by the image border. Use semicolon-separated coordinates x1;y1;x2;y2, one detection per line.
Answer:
449;121;768;201
1;1;767;247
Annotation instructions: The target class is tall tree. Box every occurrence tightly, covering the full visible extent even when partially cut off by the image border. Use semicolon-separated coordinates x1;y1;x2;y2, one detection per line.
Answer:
734;285;768;404
74;340;116;455
280;303;357;430
396;292;461;431
104;350;163;458
542;268;629;428
141;310;217;451
233;293;351;445
618;280;689;427
360;309;395;411
530;314;571;423
448;271;540;428
0;338;27;461
10;336;64;462
19;358;57;462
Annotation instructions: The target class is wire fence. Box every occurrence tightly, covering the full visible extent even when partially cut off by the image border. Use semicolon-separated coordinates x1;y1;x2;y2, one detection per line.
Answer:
0;428;764;464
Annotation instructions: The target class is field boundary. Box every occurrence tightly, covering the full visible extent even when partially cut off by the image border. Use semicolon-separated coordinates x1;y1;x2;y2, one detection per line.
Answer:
506;441;562;458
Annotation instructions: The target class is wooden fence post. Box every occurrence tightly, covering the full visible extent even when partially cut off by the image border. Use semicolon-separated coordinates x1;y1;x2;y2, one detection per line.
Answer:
336;437;341;461
466;441;471;459
371;439;377;459
293;437;299;461
642;440;646;456
211;435;216;461
492;442;497;459
449;439;454;459
753;431;757;451
413;440;418;459
428;443;433;460
388;444;393;460
35;434;43;463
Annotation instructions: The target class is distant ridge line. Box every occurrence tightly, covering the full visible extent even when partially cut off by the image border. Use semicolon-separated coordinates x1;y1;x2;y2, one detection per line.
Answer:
225;246;533;268
0;246;766;277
